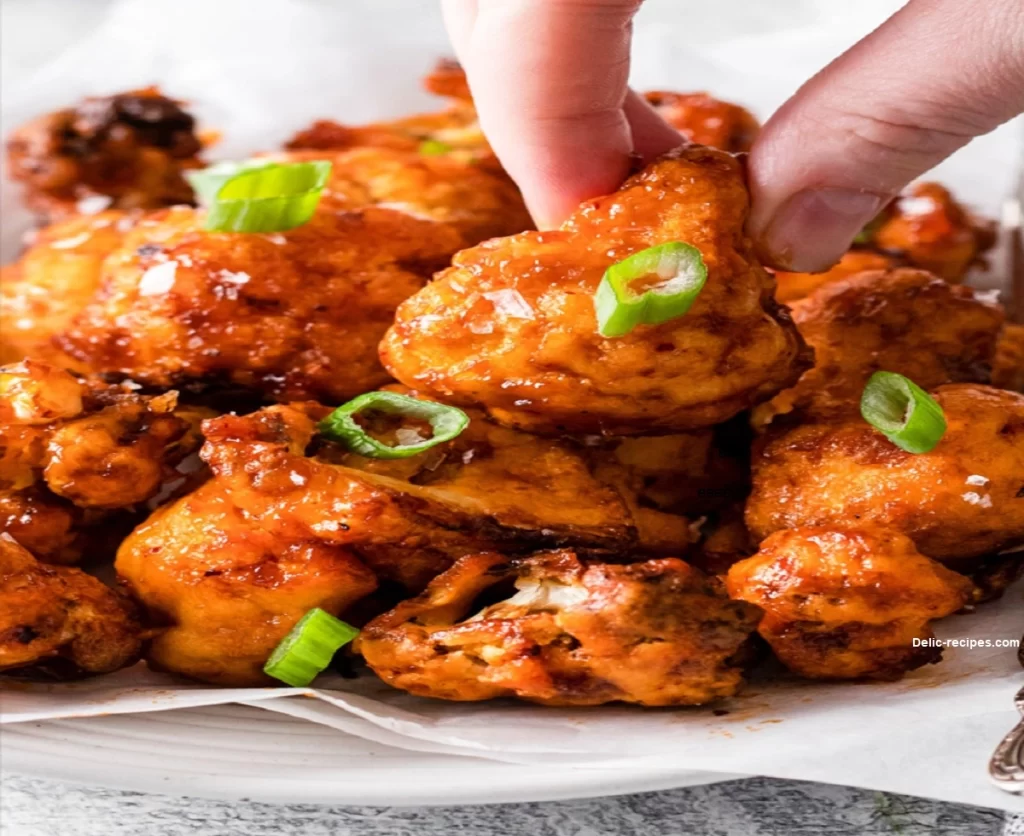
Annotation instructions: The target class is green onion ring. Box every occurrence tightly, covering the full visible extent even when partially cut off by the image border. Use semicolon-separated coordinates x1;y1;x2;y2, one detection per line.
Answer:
192;160;332;233
263;608;359;687
418;139;453;156
185;158;276;205
318;391;470;459
859;371;947;453
593;242;708;338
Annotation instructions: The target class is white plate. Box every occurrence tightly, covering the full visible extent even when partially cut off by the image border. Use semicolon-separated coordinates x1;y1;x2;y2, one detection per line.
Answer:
0;704;738;805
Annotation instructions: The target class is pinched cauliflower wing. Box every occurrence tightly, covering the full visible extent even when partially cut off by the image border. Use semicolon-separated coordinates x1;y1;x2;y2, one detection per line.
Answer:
382;145;810;436
357;550;762;706
726;527;972;680
755;269;1005;427
746;384;1024;563
0;533;141;676
0;360;207;564
5;88;203;224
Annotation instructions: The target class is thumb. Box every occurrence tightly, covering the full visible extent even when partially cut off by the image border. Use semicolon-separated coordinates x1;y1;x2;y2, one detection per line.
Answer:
442;0;650;228
748;0;1024;272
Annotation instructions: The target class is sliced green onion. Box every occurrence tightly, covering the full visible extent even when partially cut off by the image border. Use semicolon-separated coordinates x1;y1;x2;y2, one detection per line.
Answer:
593;242;707;338
852;212;886;246
185;159;277;205
318;391;469;459
860;371;947;453
199;160;332;233
419;139;453;156
264;608;359;687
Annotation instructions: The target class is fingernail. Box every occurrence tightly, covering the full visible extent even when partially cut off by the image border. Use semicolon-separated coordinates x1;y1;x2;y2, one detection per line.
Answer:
759;188;887;272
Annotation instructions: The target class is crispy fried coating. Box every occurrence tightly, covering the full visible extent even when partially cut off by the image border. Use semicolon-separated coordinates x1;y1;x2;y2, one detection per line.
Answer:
288;64;759;162
747;384;1024;562
756;269;1005;427
690;504;756;577
644;91;760;152
6;88;202;224
0;534;141;675
196;400;661;589
116;395;704;685
287;60;486;158
0;361;206;564
726;527;972;680
774;251;896;304
22;146;528;403
873;183;996;281
774;183;996;303
382;145;810;436
116;484;377;686
358;550;762;706
994;324;1024;392
0;210;138;366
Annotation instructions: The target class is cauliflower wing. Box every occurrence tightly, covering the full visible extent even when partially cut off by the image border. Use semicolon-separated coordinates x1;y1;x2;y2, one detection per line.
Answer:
0;360;207;564
0;210;134;366
357;550;762;706
6;88;202;224
726;527;972;680
746;384;1024;563
382;145;810;436
773;182;996;303
116;483;378;686
644;91;760;152
7;146;529;403
756;269;1004;427
994;323;1024;392
195;398;667;590
0;533;141;675
116;393;708;685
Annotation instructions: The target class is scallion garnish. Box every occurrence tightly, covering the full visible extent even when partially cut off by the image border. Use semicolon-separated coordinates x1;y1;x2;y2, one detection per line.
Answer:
263;608;359;687
318;391;469;459
194;160;332;233
419;139;453;156
852;213;885;246
593;242;707;338
186;159;276;205
859;371;947;453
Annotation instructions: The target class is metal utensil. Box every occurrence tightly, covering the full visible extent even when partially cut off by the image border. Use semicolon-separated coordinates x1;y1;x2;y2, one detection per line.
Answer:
991;685;1024;791
988;160;1024;794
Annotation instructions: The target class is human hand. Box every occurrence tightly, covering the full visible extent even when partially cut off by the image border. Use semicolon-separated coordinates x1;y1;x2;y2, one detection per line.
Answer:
440;0;681;228
444;0;1024;272
747;0;1024;271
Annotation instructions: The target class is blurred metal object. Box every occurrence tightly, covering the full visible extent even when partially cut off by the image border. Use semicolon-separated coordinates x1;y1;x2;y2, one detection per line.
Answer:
991;685;1024;792
988;155;1024;797
1004;181;1023;323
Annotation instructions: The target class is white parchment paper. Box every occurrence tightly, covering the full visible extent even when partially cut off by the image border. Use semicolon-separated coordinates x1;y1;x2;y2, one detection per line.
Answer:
1;0;1023;811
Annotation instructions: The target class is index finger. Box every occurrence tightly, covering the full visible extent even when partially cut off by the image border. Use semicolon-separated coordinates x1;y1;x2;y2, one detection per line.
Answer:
443;0;644;228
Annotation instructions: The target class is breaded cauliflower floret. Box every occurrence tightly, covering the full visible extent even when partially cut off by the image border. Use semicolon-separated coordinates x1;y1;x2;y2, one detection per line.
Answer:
747;384;1024;563
382;145;810;436
726;527;972;680
358;549;762;706
756;269;1004;427
0;360;206;564
0;533;141;676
